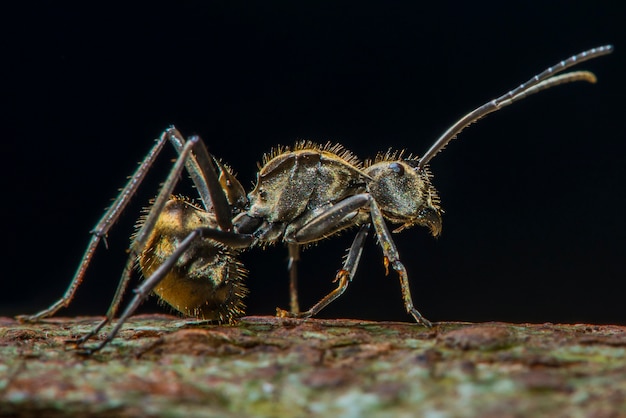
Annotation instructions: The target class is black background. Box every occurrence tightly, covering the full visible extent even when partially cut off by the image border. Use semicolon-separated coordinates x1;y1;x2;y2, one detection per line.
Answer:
3;2;625;325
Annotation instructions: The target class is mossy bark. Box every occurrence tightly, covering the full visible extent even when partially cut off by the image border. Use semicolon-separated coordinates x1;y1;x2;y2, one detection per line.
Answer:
1;315;625;417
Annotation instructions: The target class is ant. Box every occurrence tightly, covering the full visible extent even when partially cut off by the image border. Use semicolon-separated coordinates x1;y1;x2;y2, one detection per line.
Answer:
18;45;612;354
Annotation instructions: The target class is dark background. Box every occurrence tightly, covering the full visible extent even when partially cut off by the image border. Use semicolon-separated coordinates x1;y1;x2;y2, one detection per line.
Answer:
3;2;625;325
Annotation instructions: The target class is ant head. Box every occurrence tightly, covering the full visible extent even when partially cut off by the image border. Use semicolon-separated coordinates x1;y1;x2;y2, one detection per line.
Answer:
365;153;442;236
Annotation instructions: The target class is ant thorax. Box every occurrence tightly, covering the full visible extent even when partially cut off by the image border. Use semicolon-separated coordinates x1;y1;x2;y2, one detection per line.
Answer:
241;141;370;243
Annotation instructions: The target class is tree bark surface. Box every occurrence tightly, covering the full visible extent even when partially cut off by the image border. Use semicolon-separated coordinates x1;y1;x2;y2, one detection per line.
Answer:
1;315;625;417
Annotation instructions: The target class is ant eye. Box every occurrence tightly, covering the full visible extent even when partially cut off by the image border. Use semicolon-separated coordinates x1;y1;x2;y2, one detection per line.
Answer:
389;162;404;176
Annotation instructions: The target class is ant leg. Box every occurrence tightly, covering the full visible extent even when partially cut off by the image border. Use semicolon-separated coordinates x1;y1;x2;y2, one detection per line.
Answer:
287;243;300;314
164;126;212;209
73;136;203;346
71;258;134;346
79;226;255;354
277;224;370;318
276;194;371;317
168;127;246;228
183;133;235;232
369;201;432;327
78;228;206;354
17;131;172;322
291;194;371;243
134;130;241;249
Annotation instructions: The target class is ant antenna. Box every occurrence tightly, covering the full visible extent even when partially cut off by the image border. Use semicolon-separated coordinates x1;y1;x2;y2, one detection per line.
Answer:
417;45;613;169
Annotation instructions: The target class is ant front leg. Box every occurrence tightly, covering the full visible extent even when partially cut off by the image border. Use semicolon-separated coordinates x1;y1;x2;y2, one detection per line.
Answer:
368;201;432;327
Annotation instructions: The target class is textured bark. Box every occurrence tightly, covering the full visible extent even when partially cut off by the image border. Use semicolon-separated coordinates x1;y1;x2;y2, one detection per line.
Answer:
1;315;625;417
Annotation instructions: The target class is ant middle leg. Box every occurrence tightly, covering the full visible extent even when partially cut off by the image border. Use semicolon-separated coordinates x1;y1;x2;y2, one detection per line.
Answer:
277;224;370;319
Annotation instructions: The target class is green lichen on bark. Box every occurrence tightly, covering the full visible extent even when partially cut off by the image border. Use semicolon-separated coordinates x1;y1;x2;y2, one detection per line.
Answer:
1;315;625;417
